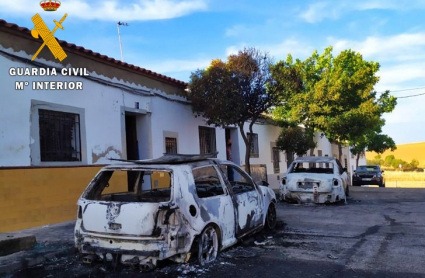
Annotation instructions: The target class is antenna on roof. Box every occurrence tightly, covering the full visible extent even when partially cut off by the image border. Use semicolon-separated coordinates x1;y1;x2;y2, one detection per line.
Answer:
117;21;129;62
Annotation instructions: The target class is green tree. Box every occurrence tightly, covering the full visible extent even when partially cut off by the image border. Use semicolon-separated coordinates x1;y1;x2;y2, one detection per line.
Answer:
271;47;397;161
275;126;317;168
188;48;290;174
384;155;396;167
350;131;396;168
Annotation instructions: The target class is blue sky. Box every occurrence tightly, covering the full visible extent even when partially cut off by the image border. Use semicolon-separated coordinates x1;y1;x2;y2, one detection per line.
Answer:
1;0;425;145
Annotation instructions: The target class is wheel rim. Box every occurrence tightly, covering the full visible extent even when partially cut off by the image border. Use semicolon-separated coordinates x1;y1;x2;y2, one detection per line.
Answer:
198;226;218;265
266;203;277;229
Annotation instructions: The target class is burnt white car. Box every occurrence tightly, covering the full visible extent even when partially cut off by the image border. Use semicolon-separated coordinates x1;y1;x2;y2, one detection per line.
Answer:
74;154;277;270
280;156;349;204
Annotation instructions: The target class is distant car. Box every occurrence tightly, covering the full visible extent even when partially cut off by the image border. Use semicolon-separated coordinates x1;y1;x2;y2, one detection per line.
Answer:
352;165;385;187
279;156;349;204
74;153;277;271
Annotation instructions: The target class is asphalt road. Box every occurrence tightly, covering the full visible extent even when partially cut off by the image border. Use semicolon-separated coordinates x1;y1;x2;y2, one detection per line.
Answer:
4;186;425;278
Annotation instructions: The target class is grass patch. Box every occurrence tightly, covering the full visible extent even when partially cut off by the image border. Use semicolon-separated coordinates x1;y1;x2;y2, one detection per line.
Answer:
384;171;425;182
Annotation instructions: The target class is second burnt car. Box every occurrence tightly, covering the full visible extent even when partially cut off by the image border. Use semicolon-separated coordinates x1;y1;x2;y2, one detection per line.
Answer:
74;153;277;271
279;156;349;204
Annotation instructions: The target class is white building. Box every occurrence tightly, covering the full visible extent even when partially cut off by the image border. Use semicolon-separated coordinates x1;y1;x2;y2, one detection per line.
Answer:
0;18;364;232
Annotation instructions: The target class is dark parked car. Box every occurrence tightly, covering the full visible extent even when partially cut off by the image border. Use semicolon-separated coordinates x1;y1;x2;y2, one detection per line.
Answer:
352;165;385;187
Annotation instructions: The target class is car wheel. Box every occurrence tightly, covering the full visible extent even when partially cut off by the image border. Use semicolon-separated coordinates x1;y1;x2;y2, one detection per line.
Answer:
379;182;385;188
265;202;277;230
345;184;350;197
198;225;219;266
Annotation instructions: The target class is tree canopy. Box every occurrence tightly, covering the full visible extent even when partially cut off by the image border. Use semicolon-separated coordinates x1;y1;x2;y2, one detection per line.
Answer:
270;46;397;161
188;48;295;174
275;126;316;168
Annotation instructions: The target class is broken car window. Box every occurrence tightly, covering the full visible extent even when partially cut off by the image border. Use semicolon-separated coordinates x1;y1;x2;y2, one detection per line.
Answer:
193;166;226;198
290;162;334;174
220;165;255;194
84;170;172;202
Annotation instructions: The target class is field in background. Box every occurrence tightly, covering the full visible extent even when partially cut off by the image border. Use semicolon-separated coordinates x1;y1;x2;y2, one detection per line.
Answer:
382;171;425;188
367;141;425;167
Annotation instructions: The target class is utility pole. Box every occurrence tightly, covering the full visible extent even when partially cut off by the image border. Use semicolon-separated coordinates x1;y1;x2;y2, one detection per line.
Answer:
117;21;129;62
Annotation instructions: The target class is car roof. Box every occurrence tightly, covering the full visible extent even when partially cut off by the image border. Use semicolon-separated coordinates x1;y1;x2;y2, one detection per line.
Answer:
293;156;336;163
102;153;222;170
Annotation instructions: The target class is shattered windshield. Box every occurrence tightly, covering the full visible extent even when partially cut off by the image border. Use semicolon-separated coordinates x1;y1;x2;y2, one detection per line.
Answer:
84;169;172;202
289;161;334;174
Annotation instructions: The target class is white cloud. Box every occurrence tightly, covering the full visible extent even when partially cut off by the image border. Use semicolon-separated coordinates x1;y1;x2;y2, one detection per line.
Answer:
300;2;342;23
330;33;425;62
300;0;425;23
0;0;208;21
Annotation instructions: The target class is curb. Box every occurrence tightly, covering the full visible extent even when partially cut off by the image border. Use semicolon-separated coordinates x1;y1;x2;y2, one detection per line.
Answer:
0;234;36;257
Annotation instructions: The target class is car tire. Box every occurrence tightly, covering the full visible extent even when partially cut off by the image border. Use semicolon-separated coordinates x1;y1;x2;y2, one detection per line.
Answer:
265;202;277;230
345;184;350;197
379;182;385;188
198;225;219;266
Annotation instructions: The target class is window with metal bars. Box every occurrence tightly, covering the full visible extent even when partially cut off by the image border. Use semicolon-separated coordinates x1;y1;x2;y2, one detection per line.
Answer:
248;133;259;158
198;127;216;155
272;147;280;173
165;137;177;154
38;109;81;162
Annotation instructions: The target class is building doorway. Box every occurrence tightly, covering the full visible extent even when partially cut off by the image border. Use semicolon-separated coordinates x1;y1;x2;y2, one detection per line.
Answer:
225;128;240;165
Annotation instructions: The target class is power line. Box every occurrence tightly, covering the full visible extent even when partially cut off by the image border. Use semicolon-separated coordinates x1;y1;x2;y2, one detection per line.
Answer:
377;86;425;99
389;86;425;93
397;92;425;99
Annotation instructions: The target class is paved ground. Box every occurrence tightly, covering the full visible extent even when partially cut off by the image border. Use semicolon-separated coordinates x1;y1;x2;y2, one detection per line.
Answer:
1;186;425;278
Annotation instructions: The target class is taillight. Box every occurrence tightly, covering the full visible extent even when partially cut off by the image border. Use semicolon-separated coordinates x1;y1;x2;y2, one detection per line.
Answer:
162;210;180;226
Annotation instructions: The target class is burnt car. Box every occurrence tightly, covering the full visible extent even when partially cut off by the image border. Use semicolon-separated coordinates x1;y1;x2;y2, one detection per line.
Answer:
352;165;385;187
74;153;277;270
279;156;349;204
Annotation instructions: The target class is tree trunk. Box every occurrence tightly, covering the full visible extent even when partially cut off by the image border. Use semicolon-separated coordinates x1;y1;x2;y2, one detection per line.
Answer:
356;153;360;168
286;151;294;169
338;143;343;162
238;122;251;175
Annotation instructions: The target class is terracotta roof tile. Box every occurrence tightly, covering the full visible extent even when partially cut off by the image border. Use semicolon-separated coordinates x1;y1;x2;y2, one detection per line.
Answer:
0;18;187;87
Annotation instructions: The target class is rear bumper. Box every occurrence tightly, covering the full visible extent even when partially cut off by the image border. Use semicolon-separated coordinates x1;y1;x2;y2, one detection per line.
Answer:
74;220;192;265
280;185;345;204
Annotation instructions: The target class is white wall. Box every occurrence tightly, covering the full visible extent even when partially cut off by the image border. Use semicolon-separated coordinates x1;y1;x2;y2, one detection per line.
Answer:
0;48;151;166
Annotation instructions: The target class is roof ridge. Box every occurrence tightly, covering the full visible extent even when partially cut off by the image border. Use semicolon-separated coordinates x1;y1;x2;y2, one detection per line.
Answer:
0;18;188;87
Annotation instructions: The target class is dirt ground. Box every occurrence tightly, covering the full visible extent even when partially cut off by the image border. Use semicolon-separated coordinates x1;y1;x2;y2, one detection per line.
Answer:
2;186;425;278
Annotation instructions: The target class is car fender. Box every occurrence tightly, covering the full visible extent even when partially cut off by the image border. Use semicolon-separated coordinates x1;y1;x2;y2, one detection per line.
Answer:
257;185;276;224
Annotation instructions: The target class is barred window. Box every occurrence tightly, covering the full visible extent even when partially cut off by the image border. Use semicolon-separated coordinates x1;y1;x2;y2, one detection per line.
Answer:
165;137;177;154
272;147;280;174
248;133;259;158
199;127;216;155
39;109;81;162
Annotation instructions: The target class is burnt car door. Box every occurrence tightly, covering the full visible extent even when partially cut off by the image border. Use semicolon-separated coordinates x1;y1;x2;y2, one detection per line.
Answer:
218;162;264;238
191;165;236;247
